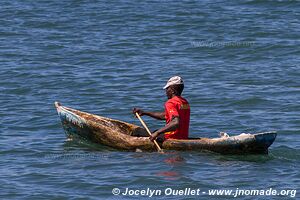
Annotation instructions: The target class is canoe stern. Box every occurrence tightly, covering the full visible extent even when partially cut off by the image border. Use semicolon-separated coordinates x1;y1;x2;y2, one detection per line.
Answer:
55;102;92;140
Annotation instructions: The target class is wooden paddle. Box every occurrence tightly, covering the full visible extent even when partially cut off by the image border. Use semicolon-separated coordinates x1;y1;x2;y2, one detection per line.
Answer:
135;112;163;152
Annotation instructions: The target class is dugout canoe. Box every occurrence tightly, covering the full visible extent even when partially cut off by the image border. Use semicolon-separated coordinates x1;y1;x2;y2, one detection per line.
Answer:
55;102;277;154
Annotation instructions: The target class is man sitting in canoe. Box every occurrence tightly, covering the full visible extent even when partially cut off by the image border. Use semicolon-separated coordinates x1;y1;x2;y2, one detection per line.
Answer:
133;76;190;141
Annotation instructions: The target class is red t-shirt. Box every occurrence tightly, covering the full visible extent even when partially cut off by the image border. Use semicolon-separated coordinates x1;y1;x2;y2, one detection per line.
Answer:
164;96;190;139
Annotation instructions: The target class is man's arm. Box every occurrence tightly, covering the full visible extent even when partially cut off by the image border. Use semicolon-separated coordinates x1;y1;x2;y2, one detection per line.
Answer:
133;108;165;120
143;111;165;120
149;117;179;141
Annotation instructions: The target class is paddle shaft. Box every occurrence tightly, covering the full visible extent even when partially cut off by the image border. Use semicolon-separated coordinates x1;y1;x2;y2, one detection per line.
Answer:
135;112;162;151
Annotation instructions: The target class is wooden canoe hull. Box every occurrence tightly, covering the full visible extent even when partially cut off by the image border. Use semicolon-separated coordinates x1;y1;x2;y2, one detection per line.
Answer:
55;102;277;154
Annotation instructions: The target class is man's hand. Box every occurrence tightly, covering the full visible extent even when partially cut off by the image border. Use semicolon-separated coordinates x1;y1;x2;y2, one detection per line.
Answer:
149;131;160;142
132;108;144;116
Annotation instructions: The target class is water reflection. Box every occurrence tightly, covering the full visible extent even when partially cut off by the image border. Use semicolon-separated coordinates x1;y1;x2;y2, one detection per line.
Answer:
155;153;186;180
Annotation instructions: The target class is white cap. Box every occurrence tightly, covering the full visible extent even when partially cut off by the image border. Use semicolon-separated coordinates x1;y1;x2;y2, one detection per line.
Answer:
163;76;184;89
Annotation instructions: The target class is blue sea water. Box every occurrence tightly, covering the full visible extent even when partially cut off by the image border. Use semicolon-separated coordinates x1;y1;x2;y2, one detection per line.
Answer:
0;0;299;199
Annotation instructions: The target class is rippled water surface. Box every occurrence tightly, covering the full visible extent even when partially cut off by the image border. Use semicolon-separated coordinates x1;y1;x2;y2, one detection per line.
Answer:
1;0;299;199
